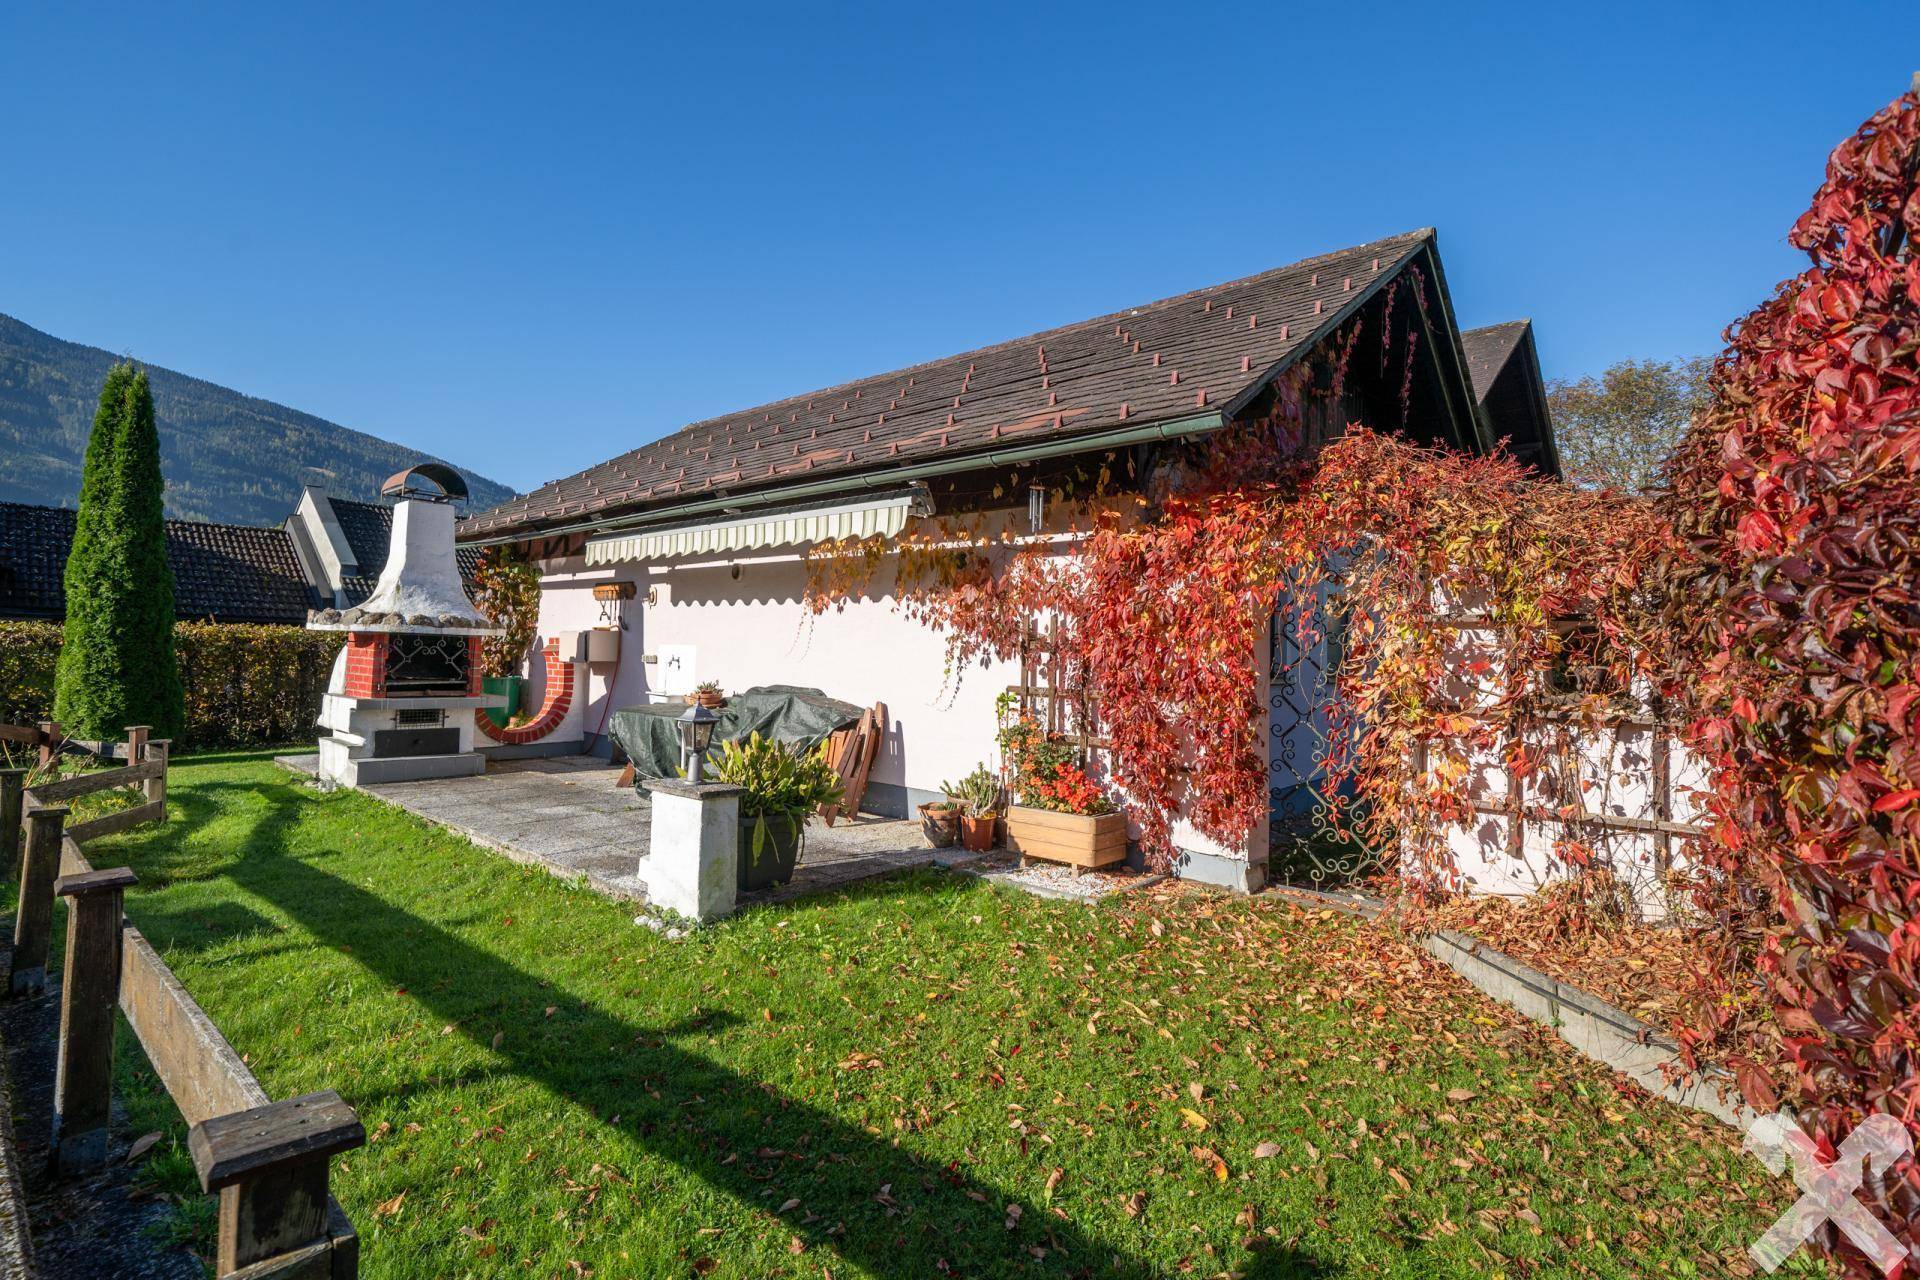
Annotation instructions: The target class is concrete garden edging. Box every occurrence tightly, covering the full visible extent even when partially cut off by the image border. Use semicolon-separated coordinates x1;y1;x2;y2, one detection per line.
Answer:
1266;884;1759;1134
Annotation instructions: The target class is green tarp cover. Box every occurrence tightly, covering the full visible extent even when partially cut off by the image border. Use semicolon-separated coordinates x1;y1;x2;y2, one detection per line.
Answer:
608;685;864;785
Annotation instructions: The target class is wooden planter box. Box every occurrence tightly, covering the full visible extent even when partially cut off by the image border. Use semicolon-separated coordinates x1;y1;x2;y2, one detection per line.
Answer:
1004;806;1127;868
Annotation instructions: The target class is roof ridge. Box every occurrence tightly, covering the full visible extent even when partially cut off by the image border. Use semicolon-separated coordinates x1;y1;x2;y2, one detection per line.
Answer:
163;515;294;534
466;228;1445;538
663;228;1432;441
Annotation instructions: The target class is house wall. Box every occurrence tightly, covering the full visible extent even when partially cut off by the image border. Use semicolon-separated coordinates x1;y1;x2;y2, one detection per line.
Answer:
1425;616;1701;918
527;550;1014;818
519;534;1276;890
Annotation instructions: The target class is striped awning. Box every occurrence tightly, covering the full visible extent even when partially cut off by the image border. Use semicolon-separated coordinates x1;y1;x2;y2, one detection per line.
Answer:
584;492;921;566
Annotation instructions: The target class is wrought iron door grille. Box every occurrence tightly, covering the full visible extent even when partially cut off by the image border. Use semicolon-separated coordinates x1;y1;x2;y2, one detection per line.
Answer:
1268;587;1382;888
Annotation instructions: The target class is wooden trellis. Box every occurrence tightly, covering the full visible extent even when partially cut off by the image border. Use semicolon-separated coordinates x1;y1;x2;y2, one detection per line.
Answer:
1414;615;1704;889
1007;619;1107;755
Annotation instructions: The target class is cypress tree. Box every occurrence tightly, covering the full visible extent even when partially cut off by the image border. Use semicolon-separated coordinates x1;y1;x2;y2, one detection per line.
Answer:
53;365;185;741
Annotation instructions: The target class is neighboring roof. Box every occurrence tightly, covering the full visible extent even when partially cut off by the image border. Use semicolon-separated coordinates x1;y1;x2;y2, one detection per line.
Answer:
463;229;1448;541
1459;320;1561;478
330;496;484;606
0;501;317;624
1459;320;1529;392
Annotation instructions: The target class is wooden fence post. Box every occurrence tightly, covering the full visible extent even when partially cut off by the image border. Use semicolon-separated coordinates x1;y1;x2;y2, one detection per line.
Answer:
0;768;22;882
190;1090;366;1278
50;866;137;1175
9;806;67;997
146;740;170;811
125;726;149;766
36;721;60;770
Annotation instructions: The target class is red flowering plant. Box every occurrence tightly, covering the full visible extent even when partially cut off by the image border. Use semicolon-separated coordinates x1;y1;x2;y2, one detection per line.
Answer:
993;692;1115;816
1028;763;1114;816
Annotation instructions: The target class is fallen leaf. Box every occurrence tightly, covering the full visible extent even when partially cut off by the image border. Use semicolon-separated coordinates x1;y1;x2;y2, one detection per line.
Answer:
1252;1141;1283;1159
373;1190;407;1220
1123;1191;1147;1219
1179;1107;1209;1131
125;1131;162;1163
491;1032;504;1051
1445;1088;1478;1102
1044;1167;1064;1196
778;1198;801;1213
788;1237;807;1255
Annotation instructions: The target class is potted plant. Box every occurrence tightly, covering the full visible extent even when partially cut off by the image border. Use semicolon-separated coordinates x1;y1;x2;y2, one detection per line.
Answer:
939;765;1002;852
918;796;961;848
998;701;1126;868
473;545;541;722
693;679;726;710
712;732;844;891
1003;762;1126;868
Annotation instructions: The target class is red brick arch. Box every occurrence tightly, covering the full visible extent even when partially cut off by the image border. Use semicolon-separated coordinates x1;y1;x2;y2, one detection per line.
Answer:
476;637;575;745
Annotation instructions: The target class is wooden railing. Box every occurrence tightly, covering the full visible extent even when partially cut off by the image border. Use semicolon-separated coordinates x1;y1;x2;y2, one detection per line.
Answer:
4;729;366;1278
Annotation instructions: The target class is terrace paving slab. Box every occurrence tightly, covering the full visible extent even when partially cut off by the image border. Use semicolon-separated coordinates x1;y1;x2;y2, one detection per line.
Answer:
277;754;1150;910
324;754;940;908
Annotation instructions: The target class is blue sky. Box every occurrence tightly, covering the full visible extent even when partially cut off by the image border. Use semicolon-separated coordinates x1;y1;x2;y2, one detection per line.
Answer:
3;3;1912;493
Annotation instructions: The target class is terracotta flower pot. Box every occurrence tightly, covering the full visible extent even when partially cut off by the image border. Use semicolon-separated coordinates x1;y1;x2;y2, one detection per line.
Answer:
959;813;998;852
919;802;961;848
696;690;725;710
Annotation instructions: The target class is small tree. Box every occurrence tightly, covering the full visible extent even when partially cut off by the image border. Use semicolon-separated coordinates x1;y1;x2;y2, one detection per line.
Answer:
53;365;185;741
1547;356;1710;494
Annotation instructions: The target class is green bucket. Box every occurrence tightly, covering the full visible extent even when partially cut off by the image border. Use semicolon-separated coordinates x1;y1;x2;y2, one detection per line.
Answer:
481;675;524;724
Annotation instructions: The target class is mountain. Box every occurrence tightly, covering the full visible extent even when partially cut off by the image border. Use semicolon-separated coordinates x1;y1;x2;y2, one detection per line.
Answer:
0;311;516;525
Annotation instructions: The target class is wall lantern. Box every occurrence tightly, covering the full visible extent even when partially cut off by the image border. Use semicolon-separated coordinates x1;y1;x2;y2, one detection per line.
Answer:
676;702;720;783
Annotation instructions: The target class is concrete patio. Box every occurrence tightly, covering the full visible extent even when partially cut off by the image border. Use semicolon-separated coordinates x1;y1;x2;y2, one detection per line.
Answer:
275;753;954;906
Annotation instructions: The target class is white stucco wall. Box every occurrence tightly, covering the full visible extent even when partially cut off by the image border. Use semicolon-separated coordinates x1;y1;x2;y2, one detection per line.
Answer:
528;550;1014;815
1425;620;1702;917
515;525;1273;887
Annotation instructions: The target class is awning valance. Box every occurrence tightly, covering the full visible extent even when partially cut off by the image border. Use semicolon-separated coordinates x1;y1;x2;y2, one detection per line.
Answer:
583;492;922;566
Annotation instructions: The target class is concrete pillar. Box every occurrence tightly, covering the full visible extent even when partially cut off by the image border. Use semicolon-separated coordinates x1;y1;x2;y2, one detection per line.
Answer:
641;779;742;922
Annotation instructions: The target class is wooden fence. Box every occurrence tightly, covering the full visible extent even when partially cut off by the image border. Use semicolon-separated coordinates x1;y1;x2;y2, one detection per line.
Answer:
3;725;366;1278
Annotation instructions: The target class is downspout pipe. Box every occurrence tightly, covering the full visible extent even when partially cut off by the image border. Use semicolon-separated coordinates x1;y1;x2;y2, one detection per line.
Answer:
460;410;1227;549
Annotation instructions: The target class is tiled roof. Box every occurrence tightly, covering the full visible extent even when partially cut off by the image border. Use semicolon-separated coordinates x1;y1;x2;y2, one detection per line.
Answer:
0;501;317;624
330;497;484;606
1459;320;1530;400
1458;320;1560;477
461;229;1438;540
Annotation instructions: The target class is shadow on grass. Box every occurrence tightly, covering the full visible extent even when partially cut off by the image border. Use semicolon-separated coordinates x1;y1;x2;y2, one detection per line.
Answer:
111;776;1334;1279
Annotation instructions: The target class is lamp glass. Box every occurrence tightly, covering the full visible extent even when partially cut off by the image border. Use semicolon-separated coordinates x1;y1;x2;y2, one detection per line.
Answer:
677;703;720;781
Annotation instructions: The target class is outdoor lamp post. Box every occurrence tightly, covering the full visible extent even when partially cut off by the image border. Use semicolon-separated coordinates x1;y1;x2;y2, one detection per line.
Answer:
676;702;720;783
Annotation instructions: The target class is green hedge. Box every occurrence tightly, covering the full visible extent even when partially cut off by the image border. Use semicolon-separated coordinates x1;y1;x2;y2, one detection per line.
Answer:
1;621;344;749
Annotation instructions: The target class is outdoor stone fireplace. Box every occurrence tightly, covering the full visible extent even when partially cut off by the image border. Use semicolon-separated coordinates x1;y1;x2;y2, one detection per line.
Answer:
306;464;500;788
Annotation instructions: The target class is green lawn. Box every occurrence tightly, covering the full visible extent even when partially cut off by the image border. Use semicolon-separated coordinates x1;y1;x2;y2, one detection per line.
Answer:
91;752;1804;1279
